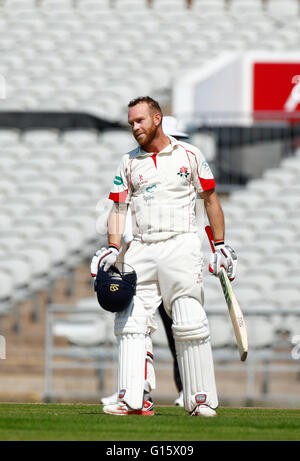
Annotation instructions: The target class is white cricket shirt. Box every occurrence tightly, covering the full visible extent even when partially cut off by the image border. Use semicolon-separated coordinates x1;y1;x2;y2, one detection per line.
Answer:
109;136;215;243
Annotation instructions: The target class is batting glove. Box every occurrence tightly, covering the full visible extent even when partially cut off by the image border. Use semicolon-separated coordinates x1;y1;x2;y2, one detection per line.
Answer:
90;245;120;275
209;241;237;281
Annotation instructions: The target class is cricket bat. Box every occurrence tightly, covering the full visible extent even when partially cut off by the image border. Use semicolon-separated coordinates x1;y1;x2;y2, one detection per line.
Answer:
205;225;248;362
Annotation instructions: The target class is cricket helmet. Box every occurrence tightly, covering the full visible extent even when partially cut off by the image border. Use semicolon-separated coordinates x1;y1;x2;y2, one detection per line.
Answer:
94;262;137;313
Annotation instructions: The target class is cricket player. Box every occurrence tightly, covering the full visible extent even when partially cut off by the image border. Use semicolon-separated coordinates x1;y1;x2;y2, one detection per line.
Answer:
91;96;237;417
100;116;187;408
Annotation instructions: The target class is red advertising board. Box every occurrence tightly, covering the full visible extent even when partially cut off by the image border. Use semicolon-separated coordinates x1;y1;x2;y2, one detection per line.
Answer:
253;62;300;121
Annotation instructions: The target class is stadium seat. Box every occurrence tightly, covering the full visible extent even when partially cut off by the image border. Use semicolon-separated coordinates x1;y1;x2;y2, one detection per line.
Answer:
61;129;99;147
13;220;43;240
51;220;85;258
244;301;278;349
0;230;27;251
0;210;14;230
3;0;37;9
39;0;76;10
35;231;68;267
152;0;187;11
267;0;299;16
0;129;20;146
0;145;31;160
239;273;275;294
76;0;112;11
206;303;234;348
0;252;33;306
267;286;300;311
101;130;137;152
237;248;265;268
247;178;281;198
0;177;18;196
263;168;298;186
53;312;110;347
0;153;19;171
233;285;264;308
22;129;59;147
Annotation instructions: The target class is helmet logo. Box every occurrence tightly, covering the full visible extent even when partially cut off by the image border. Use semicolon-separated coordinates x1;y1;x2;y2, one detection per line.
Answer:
95;263;137;313
110;283;120;292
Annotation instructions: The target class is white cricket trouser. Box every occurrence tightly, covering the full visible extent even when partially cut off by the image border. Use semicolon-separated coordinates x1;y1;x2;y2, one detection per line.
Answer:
124;232;204;328
115;232;206;410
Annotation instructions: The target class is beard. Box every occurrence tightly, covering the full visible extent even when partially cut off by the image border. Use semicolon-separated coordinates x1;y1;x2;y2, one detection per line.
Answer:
134;123;158;148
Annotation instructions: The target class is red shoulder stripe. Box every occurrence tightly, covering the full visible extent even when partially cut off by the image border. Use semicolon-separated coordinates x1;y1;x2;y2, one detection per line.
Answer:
200;177;216;191
109;189;128;202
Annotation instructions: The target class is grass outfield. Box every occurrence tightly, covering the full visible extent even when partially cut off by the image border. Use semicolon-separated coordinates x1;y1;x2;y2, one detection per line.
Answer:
0;404;299;441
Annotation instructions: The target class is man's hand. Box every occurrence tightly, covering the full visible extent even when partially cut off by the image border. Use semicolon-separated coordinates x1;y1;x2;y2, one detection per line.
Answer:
209;242;237;281
90;246;120;275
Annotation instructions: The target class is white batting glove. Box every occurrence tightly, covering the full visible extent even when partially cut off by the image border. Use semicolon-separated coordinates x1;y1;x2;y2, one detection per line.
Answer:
209;241;237;281
90;245;120;275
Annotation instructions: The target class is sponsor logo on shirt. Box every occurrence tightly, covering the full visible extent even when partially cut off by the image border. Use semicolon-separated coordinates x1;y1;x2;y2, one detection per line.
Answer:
145;184;157;193
114;176;123;185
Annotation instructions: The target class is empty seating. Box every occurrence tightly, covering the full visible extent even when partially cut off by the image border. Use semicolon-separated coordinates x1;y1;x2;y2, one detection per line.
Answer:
0;1;299;117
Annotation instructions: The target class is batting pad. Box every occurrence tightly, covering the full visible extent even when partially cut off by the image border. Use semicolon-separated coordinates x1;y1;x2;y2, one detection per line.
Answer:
114;297;148;410
172;296;218;412
117;333;146;409
145;334;156;392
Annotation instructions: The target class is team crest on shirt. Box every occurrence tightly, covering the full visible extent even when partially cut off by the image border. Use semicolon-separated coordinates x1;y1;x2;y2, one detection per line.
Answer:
177;166;190;178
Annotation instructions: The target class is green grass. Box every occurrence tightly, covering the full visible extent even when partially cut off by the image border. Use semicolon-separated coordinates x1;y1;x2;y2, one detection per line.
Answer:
0;404;299;441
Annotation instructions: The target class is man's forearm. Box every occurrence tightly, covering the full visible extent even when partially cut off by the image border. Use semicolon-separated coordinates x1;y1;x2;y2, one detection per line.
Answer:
202;190;225;242
207;206;225;242
107;202;128;248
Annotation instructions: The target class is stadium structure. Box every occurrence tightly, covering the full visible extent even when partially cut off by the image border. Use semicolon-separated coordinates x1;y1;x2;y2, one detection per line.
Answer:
0;0;300;407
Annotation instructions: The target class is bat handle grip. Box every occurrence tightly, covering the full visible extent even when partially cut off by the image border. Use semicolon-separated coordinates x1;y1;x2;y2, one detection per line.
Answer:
205;225;215;254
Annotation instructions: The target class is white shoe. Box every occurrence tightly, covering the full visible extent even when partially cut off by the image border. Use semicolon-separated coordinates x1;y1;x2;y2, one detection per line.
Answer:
101;391;118;406
190;405;217;417
174;391;184;407
103;398;155;416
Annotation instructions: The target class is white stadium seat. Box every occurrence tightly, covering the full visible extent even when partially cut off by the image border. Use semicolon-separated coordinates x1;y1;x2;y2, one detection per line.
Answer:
39;0;75;9
61;129;99;147
3;0;37;9
0;129;20;145
267;0;299;16
0;210;13;230
0;177;18;195
206;302;234;348
22;129;59;147
35;231;68;267
244;301;278;349
53;314;110;347
0;252;32;300
1;0;297;119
